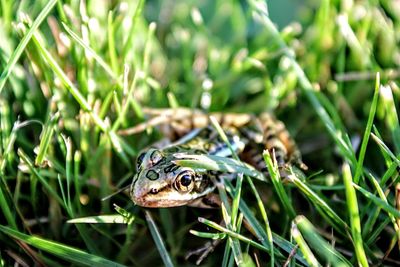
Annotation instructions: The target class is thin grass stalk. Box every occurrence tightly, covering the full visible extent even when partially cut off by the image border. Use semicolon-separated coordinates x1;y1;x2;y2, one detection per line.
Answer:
291;223;320;267
353;73;380;183
0;225;125;267
145;210;174;267
294;216;352;266
263;151;296;219
342;163;368;266
0;0;58;94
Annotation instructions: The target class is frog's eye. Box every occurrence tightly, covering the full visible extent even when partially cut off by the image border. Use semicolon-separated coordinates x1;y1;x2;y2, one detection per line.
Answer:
136;152;146;170
174;171;195;193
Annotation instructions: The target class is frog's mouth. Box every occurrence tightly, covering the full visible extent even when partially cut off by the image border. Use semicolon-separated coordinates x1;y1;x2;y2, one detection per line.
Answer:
131;185;203;208
132;197;189;208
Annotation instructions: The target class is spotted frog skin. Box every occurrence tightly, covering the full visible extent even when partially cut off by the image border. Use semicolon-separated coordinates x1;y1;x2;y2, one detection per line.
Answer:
126;108;304;208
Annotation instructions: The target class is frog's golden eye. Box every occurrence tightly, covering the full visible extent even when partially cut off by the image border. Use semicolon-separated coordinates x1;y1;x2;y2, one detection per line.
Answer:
174;171;195;193
136;152;146;170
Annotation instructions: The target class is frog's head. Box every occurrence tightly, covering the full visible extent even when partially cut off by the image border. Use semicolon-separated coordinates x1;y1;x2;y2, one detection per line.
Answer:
130;147;215;207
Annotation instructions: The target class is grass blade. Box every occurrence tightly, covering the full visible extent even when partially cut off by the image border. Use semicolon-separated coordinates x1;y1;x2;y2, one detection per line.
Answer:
208;115;247;265
287;168;349;234
144;210;174;267
0;0;57;94
175;154;265;181
353;73;380;183
0;225;125;267
68;214;134;224
0;178;17;229
342;163;368;266
353;183;400;218
224;181;309;265
365;172;400;242
245;175;274;266
22;27;131;166
18;149;64;207
294;216;352;266
379;84;400;153
291;222;320;267
263;150;296;219
198;217;269;253
35;113;58;166
371;133;400;167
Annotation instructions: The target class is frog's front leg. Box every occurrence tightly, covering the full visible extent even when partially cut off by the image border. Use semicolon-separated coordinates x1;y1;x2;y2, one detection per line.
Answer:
187;192;221;209
185;239;221;265
185;193;224;265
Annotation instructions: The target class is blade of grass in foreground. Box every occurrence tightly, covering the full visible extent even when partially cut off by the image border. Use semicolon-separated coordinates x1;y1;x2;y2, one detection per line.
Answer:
294;216;352;266
174;154;265;181
224;181;310;265
353;73;380;184
208;116;246;265
291;223;320;267
244;175;274;267
0;179;17;229
68;214;134;224
18;149;64;207
379;84;400;153
0;119;18;229
179;154;253;263
145;211;174;267
370;133;400;166
352;183;400;218
197;217;270;253
209;116;243;225
0;0;57;94
287;168;348;234
0;225;125;267
263;151;295;219
35;112;59;166
0;98;11;161
364;172;400;243
372;126;393;167
342;163;368;266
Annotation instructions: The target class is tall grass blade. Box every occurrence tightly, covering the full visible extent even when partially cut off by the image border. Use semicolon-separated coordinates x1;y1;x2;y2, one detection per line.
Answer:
263;151;296;219
35;113;58;166
291;223;320;267
0;225;125;267
342;163;368;266
294;216;352;266
0;0;58;94
287;168;348;234
353;73;380;183
145;210;174;267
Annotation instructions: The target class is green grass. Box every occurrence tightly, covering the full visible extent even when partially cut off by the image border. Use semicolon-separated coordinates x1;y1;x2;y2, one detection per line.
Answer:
1;0;400;266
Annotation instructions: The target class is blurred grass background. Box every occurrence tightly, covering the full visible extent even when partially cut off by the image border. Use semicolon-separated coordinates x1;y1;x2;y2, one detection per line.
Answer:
0;0;400;266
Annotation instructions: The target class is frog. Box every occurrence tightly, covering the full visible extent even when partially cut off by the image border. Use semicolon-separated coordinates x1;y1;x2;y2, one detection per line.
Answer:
122;108;305;208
